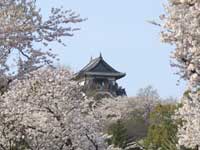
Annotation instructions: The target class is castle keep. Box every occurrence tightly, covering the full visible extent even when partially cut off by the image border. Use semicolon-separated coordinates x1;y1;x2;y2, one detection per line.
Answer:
73;54;126;98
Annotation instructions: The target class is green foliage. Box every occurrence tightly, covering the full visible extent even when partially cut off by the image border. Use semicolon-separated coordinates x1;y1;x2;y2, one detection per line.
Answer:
107;120;128;148
143;104;178;150
183;90;191;98
10;139;30;150
125;109;148;141
107;109;148;149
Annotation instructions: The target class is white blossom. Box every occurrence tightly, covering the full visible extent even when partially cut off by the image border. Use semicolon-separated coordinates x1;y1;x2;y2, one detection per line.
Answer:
175;91;200;149
0;67;129;150
161;0;200;149
161;0;200;87
0;0;84;77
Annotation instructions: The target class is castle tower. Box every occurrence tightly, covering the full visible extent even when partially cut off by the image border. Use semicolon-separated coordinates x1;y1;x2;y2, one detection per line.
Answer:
73;54;126;99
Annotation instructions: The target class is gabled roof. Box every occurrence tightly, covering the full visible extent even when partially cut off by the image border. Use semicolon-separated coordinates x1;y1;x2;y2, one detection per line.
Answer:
74;54;126;80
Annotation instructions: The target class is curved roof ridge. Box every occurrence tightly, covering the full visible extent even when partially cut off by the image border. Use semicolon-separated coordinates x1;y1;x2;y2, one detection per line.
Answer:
79;57;101;73
74;55;126;80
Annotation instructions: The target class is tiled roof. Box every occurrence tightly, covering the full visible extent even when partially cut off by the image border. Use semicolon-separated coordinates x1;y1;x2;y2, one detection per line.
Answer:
74;54;126;80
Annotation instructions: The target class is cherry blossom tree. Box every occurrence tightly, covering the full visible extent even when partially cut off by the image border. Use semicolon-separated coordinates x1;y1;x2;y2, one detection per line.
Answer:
160;0;200;87
0;67;163;149
160;0;200;149
175;91;200;149
0;0;84;95
0;0;84;77
136;86;160;121
0;67;132;150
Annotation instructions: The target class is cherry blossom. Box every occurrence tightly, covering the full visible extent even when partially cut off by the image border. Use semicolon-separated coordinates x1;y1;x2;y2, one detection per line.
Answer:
0;0;84;77
161;0;200;149
0;67;136;150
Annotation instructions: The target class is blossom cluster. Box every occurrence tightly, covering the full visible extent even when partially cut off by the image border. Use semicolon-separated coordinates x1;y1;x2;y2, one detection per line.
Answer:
175;91;200;148
0;68;102;149
0;0;84;77
161;0;200;149
0;67;136;150
161;0;200;87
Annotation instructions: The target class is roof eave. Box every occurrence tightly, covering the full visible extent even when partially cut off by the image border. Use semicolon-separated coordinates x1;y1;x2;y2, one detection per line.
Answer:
85;72;126;79
72;72;126;80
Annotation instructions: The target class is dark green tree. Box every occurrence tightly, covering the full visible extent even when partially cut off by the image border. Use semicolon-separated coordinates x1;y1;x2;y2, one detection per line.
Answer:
144;104;178;150
107;120;128;148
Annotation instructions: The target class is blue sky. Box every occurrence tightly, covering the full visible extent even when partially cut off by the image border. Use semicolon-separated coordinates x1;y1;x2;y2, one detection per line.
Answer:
38;0;185;98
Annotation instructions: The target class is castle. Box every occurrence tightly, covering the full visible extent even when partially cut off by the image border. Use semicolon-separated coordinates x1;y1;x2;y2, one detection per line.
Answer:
73;54;126;99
